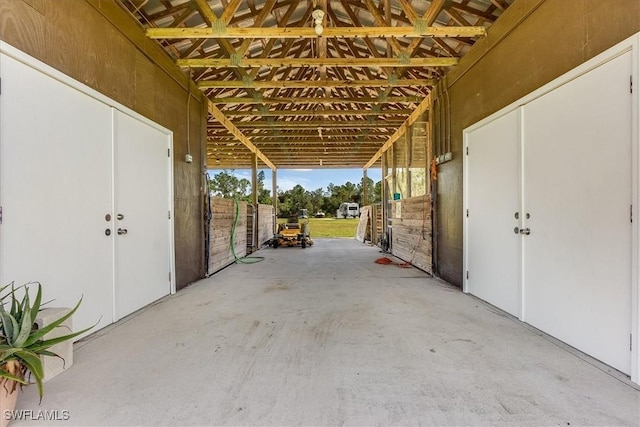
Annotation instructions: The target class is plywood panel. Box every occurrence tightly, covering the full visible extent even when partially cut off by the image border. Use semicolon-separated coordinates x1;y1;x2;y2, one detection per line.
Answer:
390;195;432;274
355;206;370;243
0;0;46;59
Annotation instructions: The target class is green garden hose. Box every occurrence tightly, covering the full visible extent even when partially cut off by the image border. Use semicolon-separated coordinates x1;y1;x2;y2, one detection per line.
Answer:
230;199;265;264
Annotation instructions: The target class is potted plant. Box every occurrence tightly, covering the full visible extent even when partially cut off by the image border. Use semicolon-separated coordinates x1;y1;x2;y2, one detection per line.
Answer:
0;282;92;424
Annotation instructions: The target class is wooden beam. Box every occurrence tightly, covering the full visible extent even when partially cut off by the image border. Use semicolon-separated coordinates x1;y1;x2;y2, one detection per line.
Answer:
223;108;412;117
207;101;275;170
194;0;217;23
199;78;435;89
251;131;392;138
210;119;405;129
220;0;243;23
425;0;449;25
147;26;486;39
364;94;430;169
362;0;407;57
248;140;385;145
179;57;458;68
209;96;421;104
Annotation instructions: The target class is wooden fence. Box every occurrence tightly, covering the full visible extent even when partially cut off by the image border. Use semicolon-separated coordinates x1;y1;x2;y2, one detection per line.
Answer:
207;198;274;275
389;195;432;274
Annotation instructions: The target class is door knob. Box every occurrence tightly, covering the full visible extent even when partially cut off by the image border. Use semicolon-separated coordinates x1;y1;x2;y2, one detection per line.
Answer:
519;228;531;235
117;228;128;235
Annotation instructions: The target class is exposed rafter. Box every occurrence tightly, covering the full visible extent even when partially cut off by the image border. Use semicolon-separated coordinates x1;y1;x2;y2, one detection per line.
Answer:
207;101;275;170
126;0;513;169
364;94;431;169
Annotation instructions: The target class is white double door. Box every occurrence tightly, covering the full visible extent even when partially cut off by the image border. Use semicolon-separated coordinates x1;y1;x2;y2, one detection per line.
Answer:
466;50;633;374
0;46;173;335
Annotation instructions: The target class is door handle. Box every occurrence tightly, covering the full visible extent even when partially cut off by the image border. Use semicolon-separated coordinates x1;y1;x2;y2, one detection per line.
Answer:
519;228;531;235
117;228;128;235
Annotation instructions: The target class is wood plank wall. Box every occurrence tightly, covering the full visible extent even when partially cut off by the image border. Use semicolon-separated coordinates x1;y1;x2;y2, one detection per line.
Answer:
390;195;432;274
0;0;206;290
258;204;274;247
208;197;247;274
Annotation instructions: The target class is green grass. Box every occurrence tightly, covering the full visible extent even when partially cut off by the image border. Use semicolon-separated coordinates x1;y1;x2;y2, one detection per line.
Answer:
277;217;360;238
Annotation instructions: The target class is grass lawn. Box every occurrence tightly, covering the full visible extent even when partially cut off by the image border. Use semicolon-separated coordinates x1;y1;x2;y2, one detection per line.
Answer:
277;217;360;238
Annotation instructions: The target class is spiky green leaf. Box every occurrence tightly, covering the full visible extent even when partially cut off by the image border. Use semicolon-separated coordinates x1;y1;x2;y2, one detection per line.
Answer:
23;297;83;347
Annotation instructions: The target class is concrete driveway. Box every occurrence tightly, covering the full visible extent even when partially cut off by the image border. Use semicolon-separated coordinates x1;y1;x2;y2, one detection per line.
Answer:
11;239;640;426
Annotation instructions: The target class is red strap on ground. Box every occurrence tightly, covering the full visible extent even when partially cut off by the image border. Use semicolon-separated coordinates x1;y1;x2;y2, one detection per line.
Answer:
375;257;412;268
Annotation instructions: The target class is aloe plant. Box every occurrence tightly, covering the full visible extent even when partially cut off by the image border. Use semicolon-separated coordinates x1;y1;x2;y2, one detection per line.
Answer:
0;282;93;401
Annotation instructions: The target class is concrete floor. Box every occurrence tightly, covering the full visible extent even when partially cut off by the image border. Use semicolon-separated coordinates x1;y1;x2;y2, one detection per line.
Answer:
11;239;640;426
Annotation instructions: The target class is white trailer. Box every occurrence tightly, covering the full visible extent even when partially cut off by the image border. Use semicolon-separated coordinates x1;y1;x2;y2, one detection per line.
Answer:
336;202;360;218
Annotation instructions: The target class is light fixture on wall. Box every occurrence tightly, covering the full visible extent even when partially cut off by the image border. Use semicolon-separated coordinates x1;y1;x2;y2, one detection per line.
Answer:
312;6;325;36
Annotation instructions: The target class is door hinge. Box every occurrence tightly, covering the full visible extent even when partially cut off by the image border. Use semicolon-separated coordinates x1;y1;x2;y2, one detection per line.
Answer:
0;77;2;95
631;205;633;223
168;272;171;282
631;75;633;94
466;146;469;156
0;206;3;224
168;148;170;157
466;209;469;218
630;334;633;351
466;270;469;280
168;210;171;219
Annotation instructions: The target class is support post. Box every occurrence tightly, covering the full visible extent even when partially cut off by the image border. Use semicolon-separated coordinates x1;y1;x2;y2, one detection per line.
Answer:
272;168;278;233
363;169;369;206
251;153;258;250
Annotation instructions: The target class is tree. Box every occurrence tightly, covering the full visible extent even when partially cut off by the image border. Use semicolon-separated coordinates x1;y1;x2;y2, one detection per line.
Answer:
309;188;325;214
257;170;272;205
208;170;250;200
208;169;273;205
357;176;376;206
373;180;382;203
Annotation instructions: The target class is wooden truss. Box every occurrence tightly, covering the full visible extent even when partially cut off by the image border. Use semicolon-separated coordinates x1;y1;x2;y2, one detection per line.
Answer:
122;0;514;170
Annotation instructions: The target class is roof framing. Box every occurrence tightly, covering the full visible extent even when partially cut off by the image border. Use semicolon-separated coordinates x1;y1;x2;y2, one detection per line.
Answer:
122;0;514;170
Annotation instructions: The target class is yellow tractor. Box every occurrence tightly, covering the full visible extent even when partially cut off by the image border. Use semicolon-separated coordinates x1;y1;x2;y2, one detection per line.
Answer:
272;212;313;249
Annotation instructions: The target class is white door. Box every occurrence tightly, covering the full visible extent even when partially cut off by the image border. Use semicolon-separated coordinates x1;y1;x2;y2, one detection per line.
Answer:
0;52;114;333
113;110;172;319
466;109;522;316
523;51;633;373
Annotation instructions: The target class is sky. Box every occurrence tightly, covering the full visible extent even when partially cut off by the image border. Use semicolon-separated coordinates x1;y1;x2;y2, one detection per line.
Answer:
208;168;382;192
